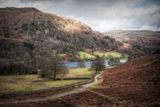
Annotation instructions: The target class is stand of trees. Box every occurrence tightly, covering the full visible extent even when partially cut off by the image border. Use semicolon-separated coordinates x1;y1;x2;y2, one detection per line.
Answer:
78;60;85;68
36;52;68;80
108;57;120;66
91;55;106;75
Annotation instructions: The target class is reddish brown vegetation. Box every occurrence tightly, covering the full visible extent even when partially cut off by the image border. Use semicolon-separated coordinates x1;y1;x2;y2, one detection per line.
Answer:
94;54;160;104
0;91;114;107
56;54;160;106
0;86;74;103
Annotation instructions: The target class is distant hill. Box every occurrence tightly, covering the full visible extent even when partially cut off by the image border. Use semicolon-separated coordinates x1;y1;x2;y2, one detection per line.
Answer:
0;7;119;74
105;30;160;58
100;54;160;104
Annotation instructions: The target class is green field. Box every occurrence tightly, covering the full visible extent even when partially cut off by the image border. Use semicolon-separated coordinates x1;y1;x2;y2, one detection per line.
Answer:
66;68;92;78
78;51;95;60
0;68;92;93
120;54;128;60
93;51;122;58
78;51;127;60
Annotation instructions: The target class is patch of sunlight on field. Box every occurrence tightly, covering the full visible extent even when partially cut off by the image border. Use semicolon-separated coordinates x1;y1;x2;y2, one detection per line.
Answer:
121;54;128;60
79;51;95;60
69;68;91;75
93;51;122;58
66;68;93;78
0;75;82;93
0;75;40;83
44;80;81;88
78;51;128;60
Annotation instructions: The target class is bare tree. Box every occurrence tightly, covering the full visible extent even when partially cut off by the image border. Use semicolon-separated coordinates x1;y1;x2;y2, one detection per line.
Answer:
91;55;106;74
36;52;68;80
50;53;68;80
78;60;85;68
108;57;120;66
36;56;50;78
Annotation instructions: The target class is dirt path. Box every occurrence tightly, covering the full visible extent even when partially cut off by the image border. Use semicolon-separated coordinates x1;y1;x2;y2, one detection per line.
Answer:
0;72;104;104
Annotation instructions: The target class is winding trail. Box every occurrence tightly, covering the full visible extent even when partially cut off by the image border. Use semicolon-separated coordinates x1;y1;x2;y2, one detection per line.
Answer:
0;71;104;104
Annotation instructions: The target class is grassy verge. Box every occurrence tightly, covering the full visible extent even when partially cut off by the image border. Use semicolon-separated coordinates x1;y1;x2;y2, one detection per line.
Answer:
0;68;93;93
93;51;122;58
78;51;128;60
0;75;82;93
66;68;93;79
78;51;95;60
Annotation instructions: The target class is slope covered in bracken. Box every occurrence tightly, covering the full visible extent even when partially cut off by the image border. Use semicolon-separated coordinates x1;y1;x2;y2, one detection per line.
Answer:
96;54;160;105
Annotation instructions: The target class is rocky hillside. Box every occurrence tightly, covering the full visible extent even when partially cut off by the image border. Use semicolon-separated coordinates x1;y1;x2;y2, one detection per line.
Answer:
105;30;160;58
0;7;119;74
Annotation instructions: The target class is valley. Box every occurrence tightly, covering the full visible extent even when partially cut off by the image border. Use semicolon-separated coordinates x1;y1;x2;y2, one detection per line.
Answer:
0;6;159;107
0;54;159;107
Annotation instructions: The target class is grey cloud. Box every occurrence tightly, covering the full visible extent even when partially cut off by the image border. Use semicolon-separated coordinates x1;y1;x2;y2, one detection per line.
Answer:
0;0;159;31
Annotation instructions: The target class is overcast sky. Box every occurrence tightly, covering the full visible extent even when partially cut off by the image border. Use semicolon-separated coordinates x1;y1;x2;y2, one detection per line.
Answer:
0;0;160;31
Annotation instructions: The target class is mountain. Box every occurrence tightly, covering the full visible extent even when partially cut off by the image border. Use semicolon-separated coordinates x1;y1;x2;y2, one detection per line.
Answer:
0;7;119;74
105;30;160;58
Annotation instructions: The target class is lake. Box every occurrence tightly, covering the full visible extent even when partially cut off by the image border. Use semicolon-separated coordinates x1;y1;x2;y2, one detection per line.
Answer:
64;59;127;68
